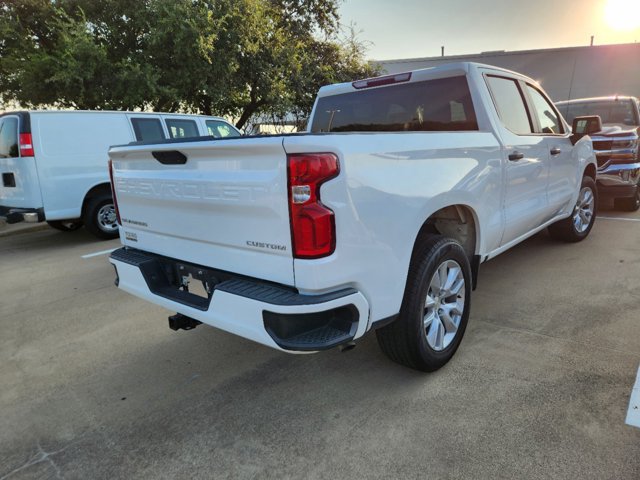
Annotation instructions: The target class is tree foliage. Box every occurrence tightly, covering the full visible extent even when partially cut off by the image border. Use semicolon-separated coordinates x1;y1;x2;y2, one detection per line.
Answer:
0;0;378;128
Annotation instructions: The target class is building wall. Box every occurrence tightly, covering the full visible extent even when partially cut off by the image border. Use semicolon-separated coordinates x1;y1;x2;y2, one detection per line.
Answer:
378;43;640;102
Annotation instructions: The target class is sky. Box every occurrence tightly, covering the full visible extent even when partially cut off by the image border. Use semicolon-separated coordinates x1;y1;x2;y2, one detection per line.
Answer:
338;0;640;60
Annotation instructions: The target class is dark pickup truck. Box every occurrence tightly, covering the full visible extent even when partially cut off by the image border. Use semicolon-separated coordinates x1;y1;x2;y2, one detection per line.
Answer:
556;96;640;211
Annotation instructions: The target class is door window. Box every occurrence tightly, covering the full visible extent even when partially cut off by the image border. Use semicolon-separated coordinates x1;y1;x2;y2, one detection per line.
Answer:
526;85;564;134
485;76;533;135
0;117;19;158
131;118;166;142
206;120;241;138
165;119;199;139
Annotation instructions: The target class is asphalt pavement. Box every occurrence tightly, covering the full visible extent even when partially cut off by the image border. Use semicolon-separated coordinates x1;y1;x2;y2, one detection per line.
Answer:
1;207;639;479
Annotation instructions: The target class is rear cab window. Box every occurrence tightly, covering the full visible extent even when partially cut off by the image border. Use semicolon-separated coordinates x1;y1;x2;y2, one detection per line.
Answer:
165;119;199;139
206;120;241;138
0;117;19;158
485;75;533;135
310;76;478;133
131;118;166;142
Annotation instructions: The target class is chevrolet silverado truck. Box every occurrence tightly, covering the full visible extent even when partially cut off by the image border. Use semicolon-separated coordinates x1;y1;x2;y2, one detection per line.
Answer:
108;63;598;371
556;96;640;211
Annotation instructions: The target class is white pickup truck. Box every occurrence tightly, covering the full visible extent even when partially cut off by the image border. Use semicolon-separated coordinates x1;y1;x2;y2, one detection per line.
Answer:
108;62;598;371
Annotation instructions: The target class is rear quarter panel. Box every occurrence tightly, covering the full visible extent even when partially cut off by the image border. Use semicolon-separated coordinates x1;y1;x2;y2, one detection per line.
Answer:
283;132;502;323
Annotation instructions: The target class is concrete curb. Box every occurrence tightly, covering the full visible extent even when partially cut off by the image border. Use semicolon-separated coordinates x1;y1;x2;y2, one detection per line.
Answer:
0;221;50;238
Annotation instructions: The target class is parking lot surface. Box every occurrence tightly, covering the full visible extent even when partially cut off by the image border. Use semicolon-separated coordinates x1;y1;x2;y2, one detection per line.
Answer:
1;206;640;479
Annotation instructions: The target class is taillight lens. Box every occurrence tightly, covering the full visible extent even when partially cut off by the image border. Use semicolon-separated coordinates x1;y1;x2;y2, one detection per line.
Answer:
108;159;122;226
19;133;34;157
287;153;339;259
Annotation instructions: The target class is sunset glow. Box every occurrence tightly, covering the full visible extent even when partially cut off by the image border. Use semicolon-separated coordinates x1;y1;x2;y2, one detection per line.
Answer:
605;0;640;31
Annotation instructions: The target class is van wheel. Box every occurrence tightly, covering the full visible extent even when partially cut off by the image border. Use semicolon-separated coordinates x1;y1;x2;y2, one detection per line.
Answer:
376;235;472;372
47;220;83;232
84;193;119;240
548;175;597;242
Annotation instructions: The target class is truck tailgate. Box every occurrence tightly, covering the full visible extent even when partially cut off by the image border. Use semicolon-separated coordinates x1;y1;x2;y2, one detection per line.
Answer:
109;136;294;286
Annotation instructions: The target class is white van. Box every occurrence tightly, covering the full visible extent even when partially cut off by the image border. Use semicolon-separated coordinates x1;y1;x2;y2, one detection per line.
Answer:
0;111;241;239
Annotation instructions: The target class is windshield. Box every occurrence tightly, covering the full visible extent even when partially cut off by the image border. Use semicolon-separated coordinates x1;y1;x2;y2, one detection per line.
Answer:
558;99;638;127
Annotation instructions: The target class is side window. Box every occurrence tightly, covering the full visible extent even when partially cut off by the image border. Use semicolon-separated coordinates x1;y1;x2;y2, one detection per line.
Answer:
165;119;199;139
485;76;532;135
131;118;165;142
526;85;564;134
206;120;241;138
0;118;19;158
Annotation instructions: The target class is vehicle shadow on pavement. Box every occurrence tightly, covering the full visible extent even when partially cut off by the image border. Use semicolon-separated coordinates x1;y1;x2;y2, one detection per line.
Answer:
2;217;640;479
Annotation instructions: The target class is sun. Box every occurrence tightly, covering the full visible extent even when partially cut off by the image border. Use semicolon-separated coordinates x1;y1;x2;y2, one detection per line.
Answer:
605;0;640;31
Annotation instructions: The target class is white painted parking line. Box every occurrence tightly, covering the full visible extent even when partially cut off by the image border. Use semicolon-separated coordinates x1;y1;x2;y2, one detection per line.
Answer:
627;365;640;429
81;248;117;259
597;216;640;223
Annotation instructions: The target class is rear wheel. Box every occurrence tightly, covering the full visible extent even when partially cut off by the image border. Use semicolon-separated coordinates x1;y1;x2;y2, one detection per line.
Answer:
548;175;597;242
376;235;472;372
83;193;119;240
47;220;83;232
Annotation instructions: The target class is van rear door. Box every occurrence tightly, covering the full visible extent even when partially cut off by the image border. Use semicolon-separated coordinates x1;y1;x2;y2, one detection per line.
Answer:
0;113;43;212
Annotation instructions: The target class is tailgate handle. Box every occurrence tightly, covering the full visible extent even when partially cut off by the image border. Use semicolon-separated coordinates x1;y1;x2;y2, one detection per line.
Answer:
152;150;187;165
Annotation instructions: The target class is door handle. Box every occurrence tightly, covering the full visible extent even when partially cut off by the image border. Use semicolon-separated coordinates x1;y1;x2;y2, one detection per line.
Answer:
508;151;524;161
550;147;562;156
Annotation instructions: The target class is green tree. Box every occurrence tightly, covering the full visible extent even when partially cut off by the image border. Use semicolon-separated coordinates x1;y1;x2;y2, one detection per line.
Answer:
0;0;378;128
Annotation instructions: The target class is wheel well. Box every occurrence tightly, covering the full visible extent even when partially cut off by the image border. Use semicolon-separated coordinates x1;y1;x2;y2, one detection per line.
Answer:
81;183;112;217
584;163;596;180
413;205;477;261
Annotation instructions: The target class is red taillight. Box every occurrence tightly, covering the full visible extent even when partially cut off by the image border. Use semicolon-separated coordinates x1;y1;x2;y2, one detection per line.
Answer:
108;160;122;226
19;133;34;157
287;153;339;259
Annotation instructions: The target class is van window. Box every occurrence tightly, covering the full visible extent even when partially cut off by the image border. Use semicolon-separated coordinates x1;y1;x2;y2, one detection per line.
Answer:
0;117;19;158
310;76;478;133
166;119;199;139
206;120;241;138
131;118;166;142
485;76;533;134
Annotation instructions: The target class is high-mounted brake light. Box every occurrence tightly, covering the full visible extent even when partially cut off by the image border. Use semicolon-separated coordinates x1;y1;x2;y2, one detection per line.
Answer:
19;133;34;157
352;72;412;90
287;153;339;259
108;160;122;226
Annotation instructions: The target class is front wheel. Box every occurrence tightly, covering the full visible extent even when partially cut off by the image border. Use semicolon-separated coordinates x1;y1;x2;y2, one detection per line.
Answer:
548;175;597;242
376;235;472;372
83;193;119;240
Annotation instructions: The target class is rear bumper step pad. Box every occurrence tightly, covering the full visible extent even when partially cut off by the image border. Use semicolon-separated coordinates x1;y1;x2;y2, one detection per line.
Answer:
110;247;366;351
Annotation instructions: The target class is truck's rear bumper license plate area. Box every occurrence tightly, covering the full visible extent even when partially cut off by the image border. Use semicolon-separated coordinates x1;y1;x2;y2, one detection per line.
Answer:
109;247;370;352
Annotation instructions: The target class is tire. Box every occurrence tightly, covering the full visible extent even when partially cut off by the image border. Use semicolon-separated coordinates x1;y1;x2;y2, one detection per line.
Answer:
613;188;640;212
47;220;83;232
548;175;597;242
376;235;472;372
83;193;119;240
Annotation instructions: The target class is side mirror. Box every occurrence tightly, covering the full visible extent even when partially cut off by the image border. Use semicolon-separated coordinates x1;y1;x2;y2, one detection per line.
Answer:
570;115;602;145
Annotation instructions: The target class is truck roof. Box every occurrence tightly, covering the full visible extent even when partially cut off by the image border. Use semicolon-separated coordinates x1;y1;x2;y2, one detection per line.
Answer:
0;110;228;121
556;95;639;105
316;61;539;98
